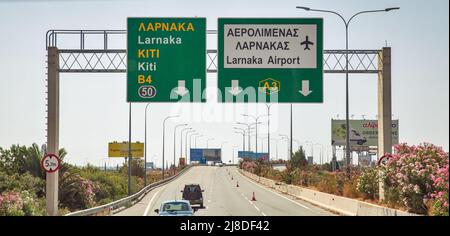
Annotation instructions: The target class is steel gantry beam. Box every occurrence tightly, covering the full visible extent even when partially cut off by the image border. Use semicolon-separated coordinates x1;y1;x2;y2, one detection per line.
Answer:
46;30;382;74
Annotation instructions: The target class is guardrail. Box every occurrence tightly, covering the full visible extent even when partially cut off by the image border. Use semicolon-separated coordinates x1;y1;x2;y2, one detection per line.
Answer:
66;165;193;216
239;169;419;216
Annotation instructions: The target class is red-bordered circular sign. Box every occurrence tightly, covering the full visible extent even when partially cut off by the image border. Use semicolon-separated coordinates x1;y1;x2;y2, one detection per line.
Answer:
377;154;393;166
41;153;61;173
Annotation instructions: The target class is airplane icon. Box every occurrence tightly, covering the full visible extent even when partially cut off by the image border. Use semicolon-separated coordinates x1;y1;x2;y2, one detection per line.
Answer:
300;36;314;50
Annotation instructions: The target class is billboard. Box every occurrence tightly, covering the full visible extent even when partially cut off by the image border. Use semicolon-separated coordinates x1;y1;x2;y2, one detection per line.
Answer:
331;120;399;147
145;162;154;169
108;142;144;158
238;151;269;160
190;149;222;163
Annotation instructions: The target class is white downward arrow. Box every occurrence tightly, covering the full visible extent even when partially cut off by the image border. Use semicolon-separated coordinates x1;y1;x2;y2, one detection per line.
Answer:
299;80;313;96
175;80;189;96
228;80;242;96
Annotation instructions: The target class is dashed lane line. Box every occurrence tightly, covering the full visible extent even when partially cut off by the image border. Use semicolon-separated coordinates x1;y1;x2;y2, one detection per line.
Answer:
234;169;311;211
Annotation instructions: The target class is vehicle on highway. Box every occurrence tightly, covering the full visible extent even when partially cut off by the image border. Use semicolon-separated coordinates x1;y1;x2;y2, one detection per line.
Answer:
154;200;196;216
215;162;224;167
181;184;204;208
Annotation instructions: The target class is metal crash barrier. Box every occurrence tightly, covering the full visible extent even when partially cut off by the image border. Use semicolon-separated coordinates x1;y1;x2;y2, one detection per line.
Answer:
65;165;192;216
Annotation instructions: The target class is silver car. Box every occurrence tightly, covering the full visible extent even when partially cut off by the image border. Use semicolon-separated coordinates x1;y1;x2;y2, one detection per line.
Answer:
154;200;196;216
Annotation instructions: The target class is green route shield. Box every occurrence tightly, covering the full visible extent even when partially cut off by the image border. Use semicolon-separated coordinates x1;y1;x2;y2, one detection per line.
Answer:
218;18;323;103
127;18;206;103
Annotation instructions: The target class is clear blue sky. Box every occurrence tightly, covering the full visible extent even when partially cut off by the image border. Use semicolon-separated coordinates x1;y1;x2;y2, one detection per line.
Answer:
0;0;448;167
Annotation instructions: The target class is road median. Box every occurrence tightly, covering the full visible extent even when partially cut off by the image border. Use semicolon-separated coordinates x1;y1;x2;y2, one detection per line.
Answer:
238;169;418;216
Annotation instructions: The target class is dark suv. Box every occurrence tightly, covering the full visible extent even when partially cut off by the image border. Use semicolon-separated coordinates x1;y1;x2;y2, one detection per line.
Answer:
181;184;204;208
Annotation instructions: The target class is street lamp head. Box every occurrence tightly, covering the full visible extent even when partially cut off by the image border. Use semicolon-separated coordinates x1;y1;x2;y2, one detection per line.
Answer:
296;6;311;11
385;7;400;12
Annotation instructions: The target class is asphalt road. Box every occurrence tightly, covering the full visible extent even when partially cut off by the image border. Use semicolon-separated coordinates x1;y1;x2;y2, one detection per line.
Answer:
115;166;336;216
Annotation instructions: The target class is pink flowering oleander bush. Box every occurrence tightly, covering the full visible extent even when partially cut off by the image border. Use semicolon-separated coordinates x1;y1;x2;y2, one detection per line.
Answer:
0;190;43;216
59;172;99;211
357;167;379;200
0;192;23;216
429;158;449;216
240;160;258;173
381;143;449;215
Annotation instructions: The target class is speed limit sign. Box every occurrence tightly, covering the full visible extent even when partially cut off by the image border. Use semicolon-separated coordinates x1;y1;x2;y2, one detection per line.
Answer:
41;153;61;173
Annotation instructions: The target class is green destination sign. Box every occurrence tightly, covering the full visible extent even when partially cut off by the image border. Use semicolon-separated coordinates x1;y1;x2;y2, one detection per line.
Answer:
218;18;323;103
127;18;206;102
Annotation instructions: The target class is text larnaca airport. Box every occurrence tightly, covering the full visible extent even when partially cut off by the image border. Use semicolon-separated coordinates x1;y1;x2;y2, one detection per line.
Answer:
224;24;317;69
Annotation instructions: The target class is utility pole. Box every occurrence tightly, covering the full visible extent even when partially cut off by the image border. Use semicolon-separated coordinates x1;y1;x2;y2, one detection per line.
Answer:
378;47;392;201
46;47;59;216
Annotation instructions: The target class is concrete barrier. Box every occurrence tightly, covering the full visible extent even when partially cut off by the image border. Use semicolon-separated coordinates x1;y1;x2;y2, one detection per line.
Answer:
239;169;418;216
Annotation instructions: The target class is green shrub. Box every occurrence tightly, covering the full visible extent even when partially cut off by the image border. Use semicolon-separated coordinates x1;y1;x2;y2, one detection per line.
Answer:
343;175;362;199
317;175;339;195
357;168;379;200
0;190;44;216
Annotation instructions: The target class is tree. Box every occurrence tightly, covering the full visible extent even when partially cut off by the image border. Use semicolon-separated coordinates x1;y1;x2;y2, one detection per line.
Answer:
290;146;308;169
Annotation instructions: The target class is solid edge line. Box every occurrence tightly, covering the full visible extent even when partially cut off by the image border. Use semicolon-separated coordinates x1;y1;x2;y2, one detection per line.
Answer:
143;187;164;216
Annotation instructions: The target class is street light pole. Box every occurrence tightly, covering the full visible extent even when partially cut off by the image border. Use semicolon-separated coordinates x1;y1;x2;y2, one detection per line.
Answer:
234;127;246;152
266;104;272;161
315;143;324;165
280;135;289;161
242;114;269;154
236;122;251;152
305;141;314;161
162;115;179;180
290;104;293;161
173;124;187;173
194;135;203;148
180;127;192;160
206;138;214;148
186;131;197;164
296;6;400;174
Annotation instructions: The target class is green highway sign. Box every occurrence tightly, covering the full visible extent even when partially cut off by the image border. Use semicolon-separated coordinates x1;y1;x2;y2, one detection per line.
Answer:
127;18;206;102
218;18;323;103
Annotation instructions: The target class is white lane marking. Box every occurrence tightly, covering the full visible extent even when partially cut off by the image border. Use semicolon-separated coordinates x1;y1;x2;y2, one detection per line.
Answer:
143;187;164;216
236;169;311;210
254;206;260;211
262;212;267;216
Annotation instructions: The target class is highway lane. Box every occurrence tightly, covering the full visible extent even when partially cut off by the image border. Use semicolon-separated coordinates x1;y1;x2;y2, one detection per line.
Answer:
115;166;337;216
